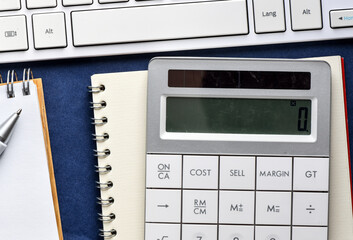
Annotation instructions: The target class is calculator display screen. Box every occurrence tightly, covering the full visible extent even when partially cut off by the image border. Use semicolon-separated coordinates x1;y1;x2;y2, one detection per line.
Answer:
166;97;311;135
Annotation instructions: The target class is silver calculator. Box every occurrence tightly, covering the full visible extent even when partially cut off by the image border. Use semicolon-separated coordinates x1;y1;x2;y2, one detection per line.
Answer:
145;57;331;240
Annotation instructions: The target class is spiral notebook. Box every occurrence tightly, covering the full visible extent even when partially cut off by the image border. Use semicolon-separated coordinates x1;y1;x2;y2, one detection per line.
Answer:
0;73;62;240
90;56;352;239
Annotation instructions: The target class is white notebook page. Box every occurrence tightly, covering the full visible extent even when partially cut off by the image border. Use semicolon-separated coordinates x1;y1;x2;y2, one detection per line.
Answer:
0;82;59;240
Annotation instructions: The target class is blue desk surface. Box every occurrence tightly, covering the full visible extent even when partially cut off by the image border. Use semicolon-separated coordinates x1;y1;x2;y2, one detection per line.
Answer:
0;40;352;240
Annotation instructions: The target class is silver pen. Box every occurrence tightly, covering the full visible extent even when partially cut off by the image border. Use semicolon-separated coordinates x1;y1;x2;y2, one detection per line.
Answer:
0;109;22;156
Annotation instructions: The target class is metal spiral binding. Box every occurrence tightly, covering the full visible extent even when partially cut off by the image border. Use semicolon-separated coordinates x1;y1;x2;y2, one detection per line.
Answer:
98;213;116;222
92;133;109;142
22;68;33;96
94;149;111;158
90;101;107;110
88;84;105;93
99;229;117;238
96;181;113;190
95;165;112;174
7;70;17;98
97;197;115;206
91;117;108;126
90;84;117;238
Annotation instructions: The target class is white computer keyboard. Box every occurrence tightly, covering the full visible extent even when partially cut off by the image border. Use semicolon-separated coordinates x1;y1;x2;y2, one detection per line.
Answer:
0;0;352;63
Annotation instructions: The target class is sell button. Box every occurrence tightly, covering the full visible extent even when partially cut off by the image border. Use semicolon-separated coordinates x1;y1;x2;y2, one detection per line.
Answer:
330;9;353;28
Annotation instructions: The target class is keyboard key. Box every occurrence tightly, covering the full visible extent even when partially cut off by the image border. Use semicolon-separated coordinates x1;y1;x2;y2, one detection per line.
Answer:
146;154;182;189
219;225;254;240
293;157;329;191
253;0;286;33
292;227;327;240
255;226;290;240
256;192;292;225
0;0;21;11
183;155;218;189
145;189;181;223
26;0;57;9
292;192;328;226
145;223;180;240
71;0;249;46
257;157;292;191
220;156;255;190
219;191;255;224
99;0;128;3
32;12;67;49
0;15;28;52
330;9;353;29
290;0;322;31
182;224;217;239
63;0;93;6
182;190;218;223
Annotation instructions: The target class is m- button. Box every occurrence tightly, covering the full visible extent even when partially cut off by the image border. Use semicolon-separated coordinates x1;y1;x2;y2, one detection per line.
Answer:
293;158;329;191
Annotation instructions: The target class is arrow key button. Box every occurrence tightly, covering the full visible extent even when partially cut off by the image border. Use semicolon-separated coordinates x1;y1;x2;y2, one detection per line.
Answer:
146;189;181;223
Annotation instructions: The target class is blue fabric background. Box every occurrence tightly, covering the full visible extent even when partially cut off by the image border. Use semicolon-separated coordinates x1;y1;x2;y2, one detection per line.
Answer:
0;39;352;240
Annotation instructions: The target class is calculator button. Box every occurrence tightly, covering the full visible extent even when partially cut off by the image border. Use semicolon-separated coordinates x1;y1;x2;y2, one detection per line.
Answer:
220;156;255;190
257;157;292;191
292;227;327;240
183;155;218;189
146;154;182;189
219;225;254;240
145;189;181;223
219;191;255;224
255;192;291;225
182;224;217;240
182;190;218;223
255;226;290;240
253;0;286;33
32;12;67;49
290;0;322;31
293;157;329;191
145;223;181;240
292;192;328;226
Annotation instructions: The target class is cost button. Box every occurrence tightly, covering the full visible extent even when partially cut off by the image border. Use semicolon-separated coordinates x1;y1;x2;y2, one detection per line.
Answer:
183;155;218;189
